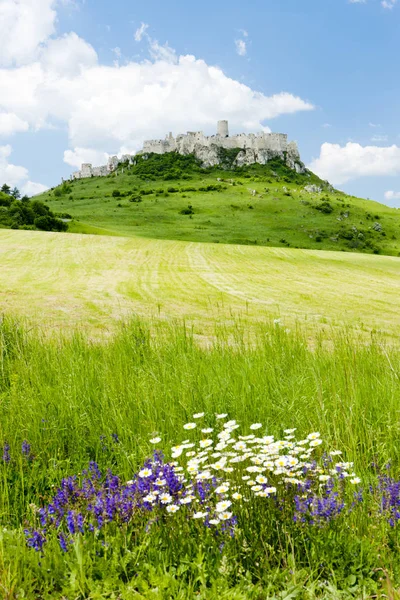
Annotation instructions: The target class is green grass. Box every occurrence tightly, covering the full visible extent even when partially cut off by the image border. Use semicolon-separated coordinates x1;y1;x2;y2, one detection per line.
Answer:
31;153;400;256
1;318;400;597
1;228;400;339
3;154;400;597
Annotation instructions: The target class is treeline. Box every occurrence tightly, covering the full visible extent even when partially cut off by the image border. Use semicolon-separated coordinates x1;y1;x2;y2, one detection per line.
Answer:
0;184;68;232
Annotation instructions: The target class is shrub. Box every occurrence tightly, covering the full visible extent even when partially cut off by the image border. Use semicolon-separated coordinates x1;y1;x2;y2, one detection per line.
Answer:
180;204;195;215
34;215;68;232
314;201;333;214
112;190;121;197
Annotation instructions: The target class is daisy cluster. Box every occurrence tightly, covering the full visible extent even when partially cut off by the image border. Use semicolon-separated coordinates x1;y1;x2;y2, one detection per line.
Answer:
24;414;362;553
163;414;360;511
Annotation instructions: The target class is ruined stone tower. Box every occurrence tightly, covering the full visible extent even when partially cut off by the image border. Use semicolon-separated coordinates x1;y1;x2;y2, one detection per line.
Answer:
217;120;229;138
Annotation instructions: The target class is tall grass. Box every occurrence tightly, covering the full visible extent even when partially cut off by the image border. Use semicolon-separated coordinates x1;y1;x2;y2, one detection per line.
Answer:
1;317;400;598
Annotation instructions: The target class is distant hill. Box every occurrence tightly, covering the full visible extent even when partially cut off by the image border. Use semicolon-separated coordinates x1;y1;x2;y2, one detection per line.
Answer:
35;152;400;256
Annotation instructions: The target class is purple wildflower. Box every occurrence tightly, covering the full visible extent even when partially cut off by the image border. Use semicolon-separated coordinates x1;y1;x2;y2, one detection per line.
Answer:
2;443;10;463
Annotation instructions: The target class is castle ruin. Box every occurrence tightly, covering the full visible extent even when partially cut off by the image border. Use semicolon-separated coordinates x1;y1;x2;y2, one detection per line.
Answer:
71;120;304;180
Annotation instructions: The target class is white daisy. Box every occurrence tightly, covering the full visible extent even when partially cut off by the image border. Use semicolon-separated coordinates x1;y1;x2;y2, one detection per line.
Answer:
232;492;243;500
199;439;213;449
219;511;232;520
256;475;268;484
139;468;152;478
215;484;230;494
307;432;321;440
309;439;323;447
159;494;173;504
216;500;232;512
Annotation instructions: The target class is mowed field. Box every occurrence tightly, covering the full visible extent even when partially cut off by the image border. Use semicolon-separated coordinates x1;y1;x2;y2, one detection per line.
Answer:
1;228;400;337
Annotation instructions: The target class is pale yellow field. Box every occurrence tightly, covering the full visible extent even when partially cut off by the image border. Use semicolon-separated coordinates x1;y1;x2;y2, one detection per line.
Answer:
1;229;399;337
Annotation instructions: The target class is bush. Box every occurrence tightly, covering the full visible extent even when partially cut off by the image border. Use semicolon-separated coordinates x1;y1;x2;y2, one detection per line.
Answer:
112;190;121;197
34;215;68;232
314;201;333;214
180;204;194;215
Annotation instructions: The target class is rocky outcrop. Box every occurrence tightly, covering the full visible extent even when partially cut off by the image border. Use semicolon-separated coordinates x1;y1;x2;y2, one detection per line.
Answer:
304;184;322;194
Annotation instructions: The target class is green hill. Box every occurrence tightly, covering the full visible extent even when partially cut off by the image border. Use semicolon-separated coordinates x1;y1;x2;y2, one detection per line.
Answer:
34;152;400;255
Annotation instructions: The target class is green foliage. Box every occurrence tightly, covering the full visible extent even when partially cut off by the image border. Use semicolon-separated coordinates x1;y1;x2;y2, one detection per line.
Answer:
314;200;334;214
180;203;195;215
54;182;72;197
34;214;68;231
129;151;202;180
0;192;68;232
216;146;242;168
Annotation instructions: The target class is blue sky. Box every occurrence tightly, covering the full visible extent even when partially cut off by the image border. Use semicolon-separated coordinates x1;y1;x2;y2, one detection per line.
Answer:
1;0;400;205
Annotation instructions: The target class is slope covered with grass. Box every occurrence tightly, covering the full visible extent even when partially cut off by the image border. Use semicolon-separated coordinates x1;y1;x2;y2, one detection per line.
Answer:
35;152;400;256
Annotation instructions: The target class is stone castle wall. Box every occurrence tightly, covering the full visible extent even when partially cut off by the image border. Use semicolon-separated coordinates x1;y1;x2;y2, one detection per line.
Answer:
70;120;303;180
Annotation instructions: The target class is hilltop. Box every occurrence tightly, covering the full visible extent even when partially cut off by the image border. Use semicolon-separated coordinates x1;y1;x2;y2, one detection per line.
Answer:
32;152;400;256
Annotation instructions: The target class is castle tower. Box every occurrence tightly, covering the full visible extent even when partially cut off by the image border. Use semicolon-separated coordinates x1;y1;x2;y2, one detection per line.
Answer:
217;120;229;138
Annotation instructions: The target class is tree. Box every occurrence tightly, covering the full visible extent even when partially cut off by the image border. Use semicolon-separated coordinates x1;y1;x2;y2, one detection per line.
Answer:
1;184;11;195
10;187;21;199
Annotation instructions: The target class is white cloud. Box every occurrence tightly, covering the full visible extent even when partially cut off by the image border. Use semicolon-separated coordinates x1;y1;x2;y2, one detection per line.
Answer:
39;32;98;75
0;112;29;136
322;123;332;128
0;47;314;159
0;0;57;67
371;134;388;142
384;190;400;201
0;145;47;195
349;0;397;6
308;142;400;184
148;39;177;63
235;39;247;56
22;180;49;196
64;147;109;169
134;22;149;42
0;5;314;179
369;122;381;128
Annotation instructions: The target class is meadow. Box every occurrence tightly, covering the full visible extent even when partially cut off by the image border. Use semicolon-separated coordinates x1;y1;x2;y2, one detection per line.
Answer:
1;318;400;598
2;155;400;598
1;229;400;340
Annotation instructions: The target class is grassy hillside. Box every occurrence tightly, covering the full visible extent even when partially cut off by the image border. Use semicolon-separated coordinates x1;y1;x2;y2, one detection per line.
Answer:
34;152;400;256
1;229;400;338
